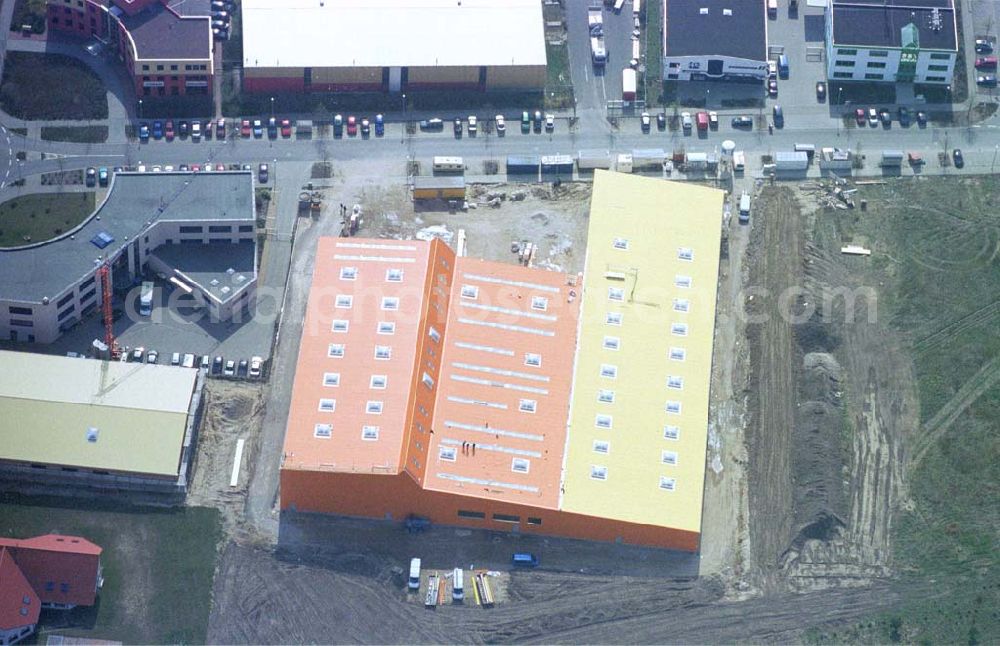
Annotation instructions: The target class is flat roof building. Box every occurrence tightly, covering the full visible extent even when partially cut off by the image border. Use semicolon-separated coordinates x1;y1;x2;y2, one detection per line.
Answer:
241;0;546;94
281;173;725;551
663;0;768;82
0;350;204;494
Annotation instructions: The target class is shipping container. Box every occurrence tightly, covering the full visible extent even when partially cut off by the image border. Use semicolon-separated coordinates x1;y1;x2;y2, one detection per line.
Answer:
541;154;574;174
631;148;667;169
413;176;466;200
775;151;809;170
432;156;465;172
507;154;541;175
577;149;612;170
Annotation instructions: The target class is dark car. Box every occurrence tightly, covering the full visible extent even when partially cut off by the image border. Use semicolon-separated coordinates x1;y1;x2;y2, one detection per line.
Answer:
656;112;666;130
977;73;997;87
164;120;175;141
258;163;269;183
179;120;189;137
533;110;543;133
898;106;911;127
879;108;892;126
731;115;753;129
953;148;964;168
252;119;264;137
152;120;164;139
418;118;443;131
816;81;826;101
916;110;927;126
139;123;149;141
85;167;97;187
98;167;108;186
267;117;277;138
521;111;530;134
374;114;384;136
361;117;370;136
975;38;994;54
772;105;784;128
237;359;249;377
453;117;463;136
212;356;223;375
768;78;778;96
333;114;344;137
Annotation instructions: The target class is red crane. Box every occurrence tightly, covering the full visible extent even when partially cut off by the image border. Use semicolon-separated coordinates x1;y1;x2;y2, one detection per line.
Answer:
97;262;119;358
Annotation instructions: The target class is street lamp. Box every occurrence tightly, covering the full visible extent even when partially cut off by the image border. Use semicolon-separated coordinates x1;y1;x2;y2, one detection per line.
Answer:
138;98;143;119
270;96;275;118
401;93;407;143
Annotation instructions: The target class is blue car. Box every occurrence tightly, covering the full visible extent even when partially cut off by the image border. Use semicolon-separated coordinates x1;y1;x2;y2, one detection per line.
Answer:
152;120;164;139
139;124;150;141
374;113;384;137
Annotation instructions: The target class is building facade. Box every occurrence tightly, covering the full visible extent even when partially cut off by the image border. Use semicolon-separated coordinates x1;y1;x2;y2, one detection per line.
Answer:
662;0;768;82
46;0;213;98
825;0;957;84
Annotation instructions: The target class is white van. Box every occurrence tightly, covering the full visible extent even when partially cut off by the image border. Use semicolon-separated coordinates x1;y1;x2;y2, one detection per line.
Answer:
408;558;421;590
738;192;751;224
432;156;465;173
452;568;464;601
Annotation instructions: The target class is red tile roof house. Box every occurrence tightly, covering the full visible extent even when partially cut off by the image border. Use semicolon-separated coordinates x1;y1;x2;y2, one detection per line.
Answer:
0;535;103;646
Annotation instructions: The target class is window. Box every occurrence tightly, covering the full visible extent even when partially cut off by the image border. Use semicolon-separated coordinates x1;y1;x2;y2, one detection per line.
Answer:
597;389;615;403
386;268;403;282
331;319;349;333
8;306;32;315
608;287;625;302
493;513;520;523
527;517;543;526
659;476;677;491
600;364;618;379
869;49;888;57
340;266;357;280
671;322;688;336
678;247;694;261
670;347;686;361
930;52;951;60
422;372;435;389
208;225;231;233
603;336;620;351
44;582;54;592
362;426;379;441
833;72;853;79
606;312;622;326
366;401;383;414
460;284;479;299
835;60;856;67
519;399;537;413
439;446;457;461
318;398;336;412
57;292;74;308
531;296;548;311
924;75;946;81
673;298;690;313
381;296;399;311
335;294;353;309
665;401;682;415
179;225;203;233
239;225;254;233
593;440;610;454
612;237;629;250
667;375;684;390
867;61;887;69
675;275;692;288
927;64;950;71
664;425;680;440
458;509;485;519
837;48;858;56
662;450;679;466
314;424;332;439
323;372;340;387
524;353;542;367
370;374;387;389
328;344;345;358
595;414;613;429
428;326;441;342
378;321;396;335
590;465;608;480
511;458;530;473
864;73;883;80
374;345;392;360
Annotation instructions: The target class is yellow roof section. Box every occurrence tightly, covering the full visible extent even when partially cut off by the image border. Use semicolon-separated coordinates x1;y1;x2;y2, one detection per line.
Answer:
0;351;197;477
560;172;723;533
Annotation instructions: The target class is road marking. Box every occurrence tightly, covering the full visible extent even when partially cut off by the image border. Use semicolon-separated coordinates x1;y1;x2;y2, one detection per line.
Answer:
584;65;589;83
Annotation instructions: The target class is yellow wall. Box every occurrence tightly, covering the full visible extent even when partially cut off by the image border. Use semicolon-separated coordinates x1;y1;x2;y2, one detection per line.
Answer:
311;66;382;84
560;172;723;533
408;66;479;84
486;65;546;89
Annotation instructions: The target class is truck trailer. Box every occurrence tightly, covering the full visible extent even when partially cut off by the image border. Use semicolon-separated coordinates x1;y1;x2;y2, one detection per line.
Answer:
589;3;607;65
622;68;637;101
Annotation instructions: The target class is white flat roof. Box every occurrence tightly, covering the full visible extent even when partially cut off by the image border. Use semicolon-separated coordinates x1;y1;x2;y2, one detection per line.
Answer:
241;0;547;69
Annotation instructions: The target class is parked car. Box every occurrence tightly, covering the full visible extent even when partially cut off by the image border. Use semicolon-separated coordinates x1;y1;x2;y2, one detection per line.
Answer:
215;163;224;171
953;148;964;168
545;113;555;131
975;38;994;53
191;164;201;172
171;352;181;366
164;120;175;141
347;115;357;136
279;118;291;137
85;167;97;187
657;112;666;129
139;123;149;141
533;110;543;133
768;60;777;78
200;355;210;370
681;111;692;130
898;106;911;127
640;111;650;132
731;115;753;129
854;108;866;126
453;117;463;136
266;117;277;138
152;120;164;139
333;114;344;137
249;356;263;378
977;73;997;87
132;347;144;362
916;110;928;126
418;117;443;131
179;163;189;171
772;104;784;128
240;119;251;137
252;119;263;137
868;107;879;126
696;111;709;131
521;111;531;133
237;359;249;377
224;360;236;376
216;118;226;138
816;81;826;100
467;115;477;134
146;349;158;364
361;117;370;136
191;121;201;141
976;56;998;69
98;167;109;186
879;108;891;126
258;163;269;183
495;114;506;134
212;356;223;375
768;78;778;96
374;114;384;136
708;111;718;129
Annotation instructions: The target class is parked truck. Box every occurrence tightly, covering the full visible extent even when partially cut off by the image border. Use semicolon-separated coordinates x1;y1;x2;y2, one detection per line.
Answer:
139;281;154;317
622;68;637;101
589;3;607;65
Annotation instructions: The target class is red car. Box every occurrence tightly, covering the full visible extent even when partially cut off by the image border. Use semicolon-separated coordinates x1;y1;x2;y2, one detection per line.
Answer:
855;108;866;126
215;163;225;171
696;111;709;131
280;118;292;137
191;164;202;172
240;119;251;137
975;55;998;69
164;120;175;141
347;115;357;136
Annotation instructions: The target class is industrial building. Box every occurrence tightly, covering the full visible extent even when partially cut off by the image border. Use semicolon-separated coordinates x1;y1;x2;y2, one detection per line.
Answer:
280;172;724;551
240;0;546;94
0;534;103;645
46;0;214;98
825;0;957;84
0;350;203;494
662;0;768;82
0;172;256;345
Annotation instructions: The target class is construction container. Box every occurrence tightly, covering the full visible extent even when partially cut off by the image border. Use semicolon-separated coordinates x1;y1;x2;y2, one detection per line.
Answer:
577;149;612;170
684;152;708;169
775;151;809;171
506;154;541;175
413;175;466;200
541;154;574;175
615;153;633;173
879;150;904;167
631;148;667;169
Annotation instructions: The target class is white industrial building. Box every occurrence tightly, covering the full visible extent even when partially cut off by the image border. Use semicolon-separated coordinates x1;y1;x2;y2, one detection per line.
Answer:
0;172;257;344
662;0;768;82
825;0;958;84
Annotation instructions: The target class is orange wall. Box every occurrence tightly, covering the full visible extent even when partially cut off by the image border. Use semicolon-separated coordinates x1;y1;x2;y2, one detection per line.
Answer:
280;468;700;552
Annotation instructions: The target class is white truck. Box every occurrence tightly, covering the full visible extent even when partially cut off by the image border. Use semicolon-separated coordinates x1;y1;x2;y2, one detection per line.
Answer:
732;150;746;173
139;281;154;316
589;3;607;65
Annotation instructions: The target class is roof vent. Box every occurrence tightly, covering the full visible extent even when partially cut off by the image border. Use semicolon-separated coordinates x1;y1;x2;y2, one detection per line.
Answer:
226;268;235;275
86;427;99;443
723;8;732;15
699;7;708;14
221;286;231;294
